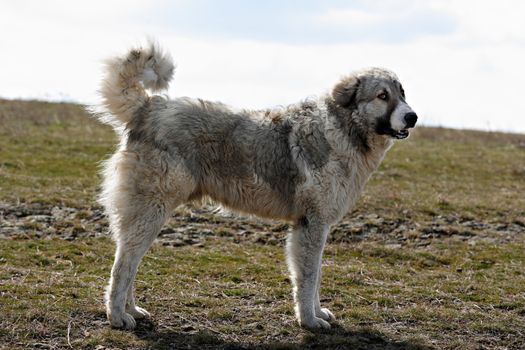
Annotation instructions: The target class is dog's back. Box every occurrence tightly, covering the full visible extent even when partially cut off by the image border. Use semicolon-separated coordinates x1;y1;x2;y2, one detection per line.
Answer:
93;43;331;220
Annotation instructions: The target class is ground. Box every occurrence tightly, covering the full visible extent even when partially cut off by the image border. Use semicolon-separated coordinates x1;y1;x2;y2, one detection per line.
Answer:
0;99;524;349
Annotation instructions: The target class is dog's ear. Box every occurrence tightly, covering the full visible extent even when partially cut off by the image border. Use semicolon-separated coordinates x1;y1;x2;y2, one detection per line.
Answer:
332;75;360;108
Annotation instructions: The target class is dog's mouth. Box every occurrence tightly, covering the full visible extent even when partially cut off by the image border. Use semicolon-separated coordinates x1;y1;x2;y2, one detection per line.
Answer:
376;120;411;140
379;127;410;139
392;129;409;139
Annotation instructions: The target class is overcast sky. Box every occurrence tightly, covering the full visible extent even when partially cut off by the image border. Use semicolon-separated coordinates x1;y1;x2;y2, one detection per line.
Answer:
1;0;525;133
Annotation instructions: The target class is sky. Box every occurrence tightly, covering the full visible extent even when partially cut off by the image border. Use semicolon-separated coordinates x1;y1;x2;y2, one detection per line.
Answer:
1;0;525;133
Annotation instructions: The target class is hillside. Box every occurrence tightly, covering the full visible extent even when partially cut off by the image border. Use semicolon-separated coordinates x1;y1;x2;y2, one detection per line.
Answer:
1;98;524;349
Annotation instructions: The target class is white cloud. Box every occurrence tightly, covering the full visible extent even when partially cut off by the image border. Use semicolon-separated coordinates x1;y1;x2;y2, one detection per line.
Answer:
428;0;525;43
314;9;386;26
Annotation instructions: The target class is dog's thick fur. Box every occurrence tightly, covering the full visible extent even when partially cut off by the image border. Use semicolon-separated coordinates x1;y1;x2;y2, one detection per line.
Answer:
93;42;417;330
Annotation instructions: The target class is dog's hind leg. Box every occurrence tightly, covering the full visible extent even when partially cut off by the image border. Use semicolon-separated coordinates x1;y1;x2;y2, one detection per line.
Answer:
101;150;197;329
105;199;169;329
286;217;330;329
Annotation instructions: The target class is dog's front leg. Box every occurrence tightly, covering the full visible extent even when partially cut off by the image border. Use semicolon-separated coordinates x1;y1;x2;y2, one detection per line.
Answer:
286;217;331;329
315;263;335;322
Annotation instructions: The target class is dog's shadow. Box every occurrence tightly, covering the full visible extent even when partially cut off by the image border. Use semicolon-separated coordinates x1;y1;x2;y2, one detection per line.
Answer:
133;319;435;350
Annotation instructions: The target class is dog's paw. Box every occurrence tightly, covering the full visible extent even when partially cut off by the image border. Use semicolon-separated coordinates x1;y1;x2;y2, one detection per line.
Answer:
109;312;136;330
299;316;331;330
316;307;336;322
126;306;151;320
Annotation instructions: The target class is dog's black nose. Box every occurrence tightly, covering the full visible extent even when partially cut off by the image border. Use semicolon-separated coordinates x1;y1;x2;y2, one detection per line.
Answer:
404;112;418;128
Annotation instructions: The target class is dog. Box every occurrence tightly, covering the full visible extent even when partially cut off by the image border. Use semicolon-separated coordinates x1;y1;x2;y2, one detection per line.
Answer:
93;41;417;330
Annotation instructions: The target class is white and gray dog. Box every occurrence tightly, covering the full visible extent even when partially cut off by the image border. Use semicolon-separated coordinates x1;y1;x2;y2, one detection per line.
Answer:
93;42;417;330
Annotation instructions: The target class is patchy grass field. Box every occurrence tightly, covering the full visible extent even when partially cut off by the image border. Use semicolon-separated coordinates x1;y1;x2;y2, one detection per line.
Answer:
1;98;525;349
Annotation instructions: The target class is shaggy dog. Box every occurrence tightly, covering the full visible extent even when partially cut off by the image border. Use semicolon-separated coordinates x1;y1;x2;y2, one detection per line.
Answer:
93;42;418;330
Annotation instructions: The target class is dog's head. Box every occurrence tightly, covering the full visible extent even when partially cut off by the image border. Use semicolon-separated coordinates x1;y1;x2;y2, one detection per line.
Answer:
332;68;417;140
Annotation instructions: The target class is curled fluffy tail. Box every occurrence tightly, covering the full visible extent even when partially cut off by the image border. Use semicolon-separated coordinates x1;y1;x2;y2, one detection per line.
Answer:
96;41;174;127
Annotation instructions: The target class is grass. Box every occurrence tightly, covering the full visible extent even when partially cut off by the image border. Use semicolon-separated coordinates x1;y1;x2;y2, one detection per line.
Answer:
364;127;525;223
1;98;525;349
1;237;525;349
2;237;524;349
0;99;115;207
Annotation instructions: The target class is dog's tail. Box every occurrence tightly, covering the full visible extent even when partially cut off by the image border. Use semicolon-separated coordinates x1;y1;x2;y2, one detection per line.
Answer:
95;41;175;128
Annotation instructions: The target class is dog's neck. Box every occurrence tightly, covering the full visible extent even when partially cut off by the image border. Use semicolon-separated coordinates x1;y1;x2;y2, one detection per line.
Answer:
323;97;393;163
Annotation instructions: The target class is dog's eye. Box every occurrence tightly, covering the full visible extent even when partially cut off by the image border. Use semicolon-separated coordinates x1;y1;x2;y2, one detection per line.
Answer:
377;92;388;101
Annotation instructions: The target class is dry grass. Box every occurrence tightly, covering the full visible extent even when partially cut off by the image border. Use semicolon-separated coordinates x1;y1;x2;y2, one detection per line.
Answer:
0;99;115;207
2;237;524;349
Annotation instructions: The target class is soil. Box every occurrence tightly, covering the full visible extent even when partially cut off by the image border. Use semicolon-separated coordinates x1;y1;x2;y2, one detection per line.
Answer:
2;202;523;247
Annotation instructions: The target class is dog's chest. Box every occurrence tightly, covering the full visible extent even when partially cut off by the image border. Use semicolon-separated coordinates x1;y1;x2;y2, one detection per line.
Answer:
311;154;383;224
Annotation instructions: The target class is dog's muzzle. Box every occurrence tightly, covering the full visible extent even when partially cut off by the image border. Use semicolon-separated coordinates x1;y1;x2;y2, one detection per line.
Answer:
391;112;418;139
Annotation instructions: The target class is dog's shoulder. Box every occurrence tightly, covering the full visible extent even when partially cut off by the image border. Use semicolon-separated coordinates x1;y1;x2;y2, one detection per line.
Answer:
281;100;333;170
